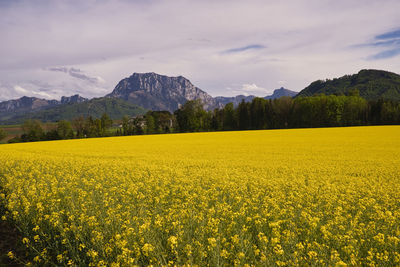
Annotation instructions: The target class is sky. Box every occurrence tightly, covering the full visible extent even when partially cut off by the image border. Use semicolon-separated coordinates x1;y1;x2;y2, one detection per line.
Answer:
1;0;400;101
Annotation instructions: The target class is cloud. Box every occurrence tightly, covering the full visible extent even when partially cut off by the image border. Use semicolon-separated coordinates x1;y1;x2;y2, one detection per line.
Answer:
47;67;69;73
13;85;51;99
222;44;266;54
45;67;105;84
228;83;272;96
13;85;29;94
241;83;268;93
1;0;400;101
31;90;52;98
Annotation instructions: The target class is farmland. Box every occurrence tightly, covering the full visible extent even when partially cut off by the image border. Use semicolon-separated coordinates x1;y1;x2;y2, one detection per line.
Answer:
0;126;399;266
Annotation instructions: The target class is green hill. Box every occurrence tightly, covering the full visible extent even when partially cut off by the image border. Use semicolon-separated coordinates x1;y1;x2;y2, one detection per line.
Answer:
1;97;147;124
296;69;400;101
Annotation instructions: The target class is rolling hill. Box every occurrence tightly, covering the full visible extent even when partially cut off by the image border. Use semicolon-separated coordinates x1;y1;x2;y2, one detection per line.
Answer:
296;69;400;100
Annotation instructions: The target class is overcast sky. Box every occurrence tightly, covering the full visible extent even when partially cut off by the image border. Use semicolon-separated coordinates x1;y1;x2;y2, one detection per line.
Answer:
1;0;400;101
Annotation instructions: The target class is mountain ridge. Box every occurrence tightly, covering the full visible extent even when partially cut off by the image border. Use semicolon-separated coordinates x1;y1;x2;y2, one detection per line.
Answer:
214;87;298;106
0;97;146;124
0;94;88;114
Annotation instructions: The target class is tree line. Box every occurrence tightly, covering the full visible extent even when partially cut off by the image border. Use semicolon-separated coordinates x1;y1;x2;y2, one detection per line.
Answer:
7;113;113;143
3;93;400;143
174;94;400;132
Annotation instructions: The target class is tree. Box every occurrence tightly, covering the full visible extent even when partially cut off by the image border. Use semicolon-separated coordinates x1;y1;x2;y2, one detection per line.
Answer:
72;116;86;138
83;116;97;137
250;98;267;129
237;100;250;130
57;120;74;139
223;103;235;130
22;120;44;141
100;113;113;136
0;128;7;141
175;99;205;132
145;113;155;134
272;97;293;128
122;115;132;135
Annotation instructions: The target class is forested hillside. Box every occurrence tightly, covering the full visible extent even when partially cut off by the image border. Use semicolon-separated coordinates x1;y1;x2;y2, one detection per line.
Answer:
297;69;400;100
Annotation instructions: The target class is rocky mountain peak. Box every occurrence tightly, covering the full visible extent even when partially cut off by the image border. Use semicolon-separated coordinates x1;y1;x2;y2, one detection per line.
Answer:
61;94;88;104
107;72;218;111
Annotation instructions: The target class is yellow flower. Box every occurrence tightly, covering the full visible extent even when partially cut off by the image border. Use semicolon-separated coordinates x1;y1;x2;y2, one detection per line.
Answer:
57;254;63;263
142;243;154;257
208;237;217;248
7;251;14;259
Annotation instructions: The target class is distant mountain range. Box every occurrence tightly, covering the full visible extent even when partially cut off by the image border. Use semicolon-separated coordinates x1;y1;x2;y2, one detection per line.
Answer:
214;88;297;106
1;98;146;124
2;69;399;124
296;69;400;100
0;94;88;123
0;73;297;124
0;94;87;114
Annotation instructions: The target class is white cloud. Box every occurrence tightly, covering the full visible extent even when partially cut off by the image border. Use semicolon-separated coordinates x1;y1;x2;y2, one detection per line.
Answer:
0;0;400;101
32;90;52;98
241;84;266;92
13;85;29;94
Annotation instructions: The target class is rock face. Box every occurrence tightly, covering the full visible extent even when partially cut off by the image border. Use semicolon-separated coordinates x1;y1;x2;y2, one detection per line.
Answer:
107;72;218;111
61;94;88;104
0;94;88;114
0;96;58;113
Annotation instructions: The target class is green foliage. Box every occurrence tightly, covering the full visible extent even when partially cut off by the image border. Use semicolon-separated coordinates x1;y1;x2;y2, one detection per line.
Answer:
100;113;113;136
0;128;6;141
1;98;146;125
72;116;86;138
57;120;74;139
174;100;211;132
21;120;45;142
297;69;400;101
145;113;155;134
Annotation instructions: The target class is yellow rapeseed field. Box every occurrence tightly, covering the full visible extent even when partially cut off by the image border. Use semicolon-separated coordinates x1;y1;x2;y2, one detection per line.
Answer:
1;126;400;266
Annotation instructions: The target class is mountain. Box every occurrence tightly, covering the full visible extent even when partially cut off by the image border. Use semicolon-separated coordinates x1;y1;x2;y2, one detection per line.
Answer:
264;87;297;99
0;94;88;114
214;95;256;106
61;94;88;104
106;72;218;111
0;96;59;114
0;98;146;124
296;69;400;100
0;94;89;123
214;87;298;107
